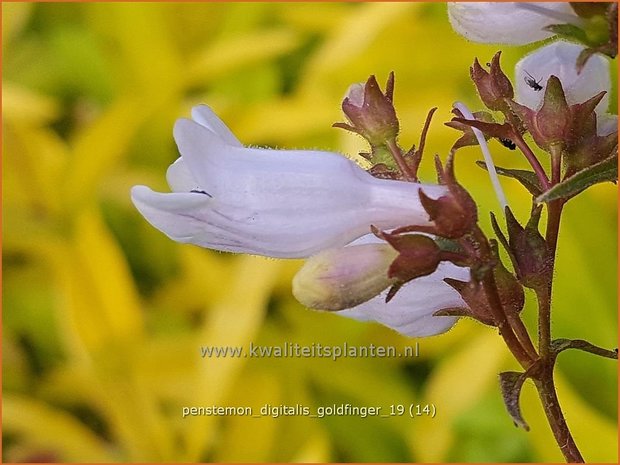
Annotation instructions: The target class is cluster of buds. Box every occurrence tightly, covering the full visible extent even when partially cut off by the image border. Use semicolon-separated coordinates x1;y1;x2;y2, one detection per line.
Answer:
297;71;531;331
450;48;617;205
334;73;435;181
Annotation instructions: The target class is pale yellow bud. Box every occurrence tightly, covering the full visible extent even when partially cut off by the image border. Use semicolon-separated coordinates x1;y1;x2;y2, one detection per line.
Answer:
292;244;398;311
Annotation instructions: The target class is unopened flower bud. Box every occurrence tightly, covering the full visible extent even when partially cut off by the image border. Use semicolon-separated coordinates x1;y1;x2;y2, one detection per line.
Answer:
470;51;514;111
336;74;399;147
292;243;398;311
493;207;552;291
419;156;478;238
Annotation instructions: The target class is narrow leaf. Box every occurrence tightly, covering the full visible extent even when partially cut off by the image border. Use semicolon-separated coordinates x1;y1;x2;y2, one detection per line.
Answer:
536;154;618;203
551;338;618;360
499;371;530;431
477;161;542;196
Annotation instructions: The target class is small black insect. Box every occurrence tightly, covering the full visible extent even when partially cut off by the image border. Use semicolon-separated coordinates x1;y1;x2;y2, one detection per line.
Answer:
499;138;516;150
190;189;212;197
523;70;543;91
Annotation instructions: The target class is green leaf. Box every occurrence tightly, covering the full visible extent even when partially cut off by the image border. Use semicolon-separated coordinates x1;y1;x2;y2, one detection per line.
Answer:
498;371;530;431
476;161;542;196
536;154;618;203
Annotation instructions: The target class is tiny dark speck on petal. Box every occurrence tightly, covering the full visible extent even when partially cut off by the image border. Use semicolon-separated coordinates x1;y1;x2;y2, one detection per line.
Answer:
190;189;212;197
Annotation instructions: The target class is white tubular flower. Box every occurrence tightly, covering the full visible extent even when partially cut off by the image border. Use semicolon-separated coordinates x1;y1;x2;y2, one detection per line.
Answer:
515;41;614;134
448;2;581;45
131;105;447;258
338;261;470;337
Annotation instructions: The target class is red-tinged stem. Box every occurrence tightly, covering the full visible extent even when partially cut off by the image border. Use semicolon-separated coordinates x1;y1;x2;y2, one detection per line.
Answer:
529;143;582;462
534;369;584;463
512;131;551;191
468;227;537;368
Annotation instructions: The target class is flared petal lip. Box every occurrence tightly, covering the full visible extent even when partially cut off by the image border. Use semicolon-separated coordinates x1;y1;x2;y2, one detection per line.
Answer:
448;2;578;45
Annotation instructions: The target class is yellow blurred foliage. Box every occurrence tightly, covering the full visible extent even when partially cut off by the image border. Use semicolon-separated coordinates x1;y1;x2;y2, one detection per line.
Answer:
2;2;616;463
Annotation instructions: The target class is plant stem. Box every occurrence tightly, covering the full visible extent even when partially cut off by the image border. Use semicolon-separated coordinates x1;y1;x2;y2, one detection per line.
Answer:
536;285;552;359
512;131;551;190
531;143;582;461
534;370;584;462
541;146;564;355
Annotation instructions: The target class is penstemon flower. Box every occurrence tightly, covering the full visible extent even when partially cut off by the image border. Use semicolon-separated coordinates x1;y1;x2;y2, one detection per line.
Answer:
447;2;581;45
448;2;618;73
131;105;469;336
131;105;447;259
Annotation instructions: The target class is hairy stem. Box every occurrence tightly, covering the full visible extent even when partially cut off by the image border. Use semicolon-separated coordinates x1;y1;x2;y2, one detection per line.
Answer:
534;370;584;462
531;143;581;461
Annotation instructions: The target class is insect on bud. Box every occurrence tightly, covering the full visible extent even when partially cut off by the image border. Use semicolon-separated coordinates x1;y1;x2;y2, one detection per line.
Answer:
509;76;571;151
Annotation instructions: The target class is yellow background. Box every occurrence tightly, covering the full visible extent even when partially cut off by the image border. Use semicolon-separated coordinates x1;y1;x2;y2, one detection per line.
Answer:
3;2;617;462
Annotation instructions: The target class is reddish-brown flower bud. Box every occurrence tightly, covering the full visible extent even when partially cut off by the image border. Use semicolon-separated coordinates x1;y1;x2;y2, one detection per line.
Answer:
470;51;514;111
378;231;442;283
336;73;399;147
418;156;478;239
492;207;552;291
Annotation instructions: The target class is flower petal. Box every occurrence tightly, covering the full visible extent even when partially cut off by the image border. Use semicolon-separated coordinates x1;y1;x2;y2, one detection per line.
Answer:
190;104;243;147
153;117;446;258
515;41;611;114
448;2;578;45
338;262;470;337
166;157;200;192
